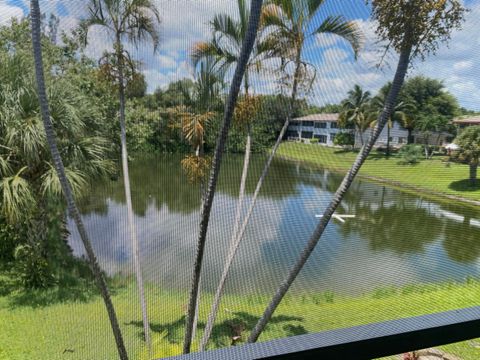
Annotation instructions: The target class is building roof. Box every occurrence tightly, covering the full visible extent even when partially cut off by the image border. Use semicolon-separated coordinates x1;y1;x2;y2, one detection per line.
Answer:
452;115;480;124
293;113;340;122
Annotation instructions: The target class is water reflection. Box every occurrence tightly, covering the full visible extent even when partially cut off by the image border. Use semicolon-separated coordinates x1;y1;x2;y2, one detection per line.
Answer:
69;155;480;295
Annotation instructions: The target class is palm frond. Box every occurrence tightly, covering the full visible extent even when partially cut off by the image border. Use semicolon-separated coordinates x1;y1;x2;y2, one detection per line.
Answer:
40;164;89;199
0;167;35;223
313;16;365;59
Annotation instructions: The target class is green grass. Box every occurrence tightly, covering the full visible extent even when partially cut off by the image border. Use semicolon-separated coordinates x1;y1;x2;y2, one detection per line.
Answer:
276;142;480;202
1;280;480;359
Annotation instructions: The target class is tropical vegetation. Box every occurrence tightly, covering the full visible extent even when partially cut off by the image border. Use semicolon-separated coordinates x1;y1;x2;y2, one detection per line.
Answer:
0;0;475;359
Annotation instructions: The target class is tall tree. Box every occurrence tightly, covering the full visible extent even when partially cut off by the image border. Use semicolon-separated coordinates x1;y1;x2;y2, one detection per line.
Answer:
81;0;161;351
247;0;466;343
218;2;362;343
455;126;480;186
29;1;128;359
370;83;414;157
339;84;372;146
399;76;460;144
182;0;264;353
191;2;268;348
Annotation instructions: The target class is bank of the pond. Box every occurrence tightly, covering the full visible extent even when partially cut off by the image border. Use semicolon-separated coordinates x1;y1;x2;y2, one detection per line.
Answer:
1;280;480;359
276;142;480;205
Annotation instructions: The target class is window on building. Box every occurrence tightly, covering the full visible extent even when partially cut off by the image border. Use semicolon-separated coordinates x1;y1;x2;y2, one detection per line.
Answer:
301;131;314;139
330;122;338;129
302;121;314;127
314;122;327;128
314;134;327;143
290;121;300;126
286;130;299;138
330;133;336;142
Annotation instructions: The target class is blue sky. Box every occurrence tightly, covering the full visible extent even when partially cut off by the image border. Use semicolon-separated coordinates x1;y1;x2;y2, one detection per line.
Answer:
1;0;480;110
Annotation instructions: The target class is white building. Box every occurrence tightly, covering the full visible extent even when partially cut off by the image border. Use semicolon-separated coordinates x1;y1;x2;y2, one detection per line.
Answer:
358;121;409;148
285;113;345;146
286;113;409;148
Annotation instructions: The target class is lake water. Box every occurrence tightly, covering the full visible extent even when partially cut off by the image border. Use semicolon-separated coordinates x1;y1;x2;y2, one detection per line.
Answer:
68;155;480;296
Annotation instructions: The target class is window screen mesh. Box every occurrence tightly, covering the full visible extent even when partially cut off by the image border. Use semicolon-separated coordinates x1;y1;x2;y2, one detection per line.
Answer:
0;1;479;359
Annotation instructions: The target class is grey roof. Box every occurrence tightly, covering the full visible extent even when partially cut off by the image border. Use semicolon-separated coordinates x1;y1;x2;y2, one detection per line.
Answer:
453;115;480;124
293;113;340;122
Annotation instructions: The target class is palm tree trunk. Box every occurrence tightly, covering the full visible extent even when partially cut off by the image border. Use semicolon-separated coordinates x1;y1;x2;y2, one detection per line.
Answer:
116;38;151;352
182;0;263;353
247;41;413;343
197;49;304;342
199;123;252;350
386;122;391;157
407;128;413;144
29;1;128;359
470;163;477;186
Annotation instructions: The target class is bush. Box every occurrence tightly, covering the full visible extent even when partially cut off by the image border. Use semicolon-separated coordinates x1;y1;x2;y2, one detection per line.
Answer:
310;138;319;144
13;244;56;290
333;132;354;147
399;144;423;164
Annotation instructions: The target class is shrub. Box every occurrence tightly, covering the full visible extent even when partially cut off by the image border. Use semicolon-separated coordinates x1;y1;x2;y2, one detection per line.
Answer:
13;244;56;290
333;132;354;147
399;144;422;164
310;138;319;144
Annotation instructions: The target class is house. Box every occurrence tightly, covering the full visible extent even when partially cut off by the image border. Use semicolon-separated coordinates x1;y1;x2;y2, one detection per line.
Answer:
453;115;480;130
356;122;409;149
286;113;409;148
413;131;453;147
285;113;344;146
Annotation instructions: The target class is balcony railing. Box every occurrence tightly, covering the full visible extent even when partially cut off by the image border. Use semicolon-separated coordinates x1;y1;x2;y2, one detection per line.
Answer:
167;306;480;360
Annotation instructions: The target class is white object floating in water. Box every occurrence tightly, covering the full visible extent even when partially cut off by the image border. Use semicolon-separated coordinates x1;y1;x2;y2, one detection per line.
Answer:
315;214;356;223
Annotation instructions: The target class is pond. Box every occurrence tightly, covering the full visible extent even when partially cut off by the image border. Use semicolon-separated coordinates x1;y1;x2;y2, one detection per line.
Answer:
68;154;480;296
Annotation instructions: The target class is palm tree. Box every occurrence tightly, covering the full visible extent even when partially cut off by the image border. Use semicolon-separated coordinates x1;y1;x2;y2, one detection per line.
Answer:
213;2;363;343
248;39;413;348
231;0;363;274
29;1;128;358
191;2;267;348
81;0;161;351
182;0;264;353
339;84;371;146
199;93;262;350
370;84;413;157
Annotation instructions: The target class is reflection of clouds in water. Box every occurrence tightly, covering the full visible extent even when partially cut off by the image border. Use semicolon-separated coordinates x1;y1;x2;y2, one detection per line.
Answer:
68;159;480;296
69;193;289;293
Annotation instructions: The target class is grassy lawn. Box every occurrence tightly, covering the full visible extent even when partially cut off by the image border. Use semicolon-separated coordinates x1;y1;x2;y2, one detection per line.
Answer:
277;142;480;202
1;280;480;359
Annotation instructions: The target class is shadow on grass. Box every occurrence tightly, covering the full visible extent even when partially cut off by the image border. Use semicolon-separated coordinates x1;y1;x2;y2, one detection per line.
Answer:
448;179;480;192
127;311;305;349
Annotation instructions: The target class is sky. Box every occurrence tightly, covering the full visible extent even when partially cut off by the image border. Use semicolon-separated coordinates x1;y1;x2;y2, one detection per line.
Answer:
1;0;479;110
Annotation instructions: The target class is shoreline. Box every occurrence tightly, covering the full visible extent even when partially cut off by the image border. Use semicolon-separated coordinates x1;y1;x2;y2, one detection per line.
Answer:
275;147;480;209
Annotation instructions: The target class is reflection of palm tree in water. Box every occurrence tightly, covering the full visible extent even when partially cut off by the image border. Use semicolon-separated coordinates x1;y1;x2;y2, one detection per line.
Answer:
341;194;443;255
444;218;480;264
78;156;302;217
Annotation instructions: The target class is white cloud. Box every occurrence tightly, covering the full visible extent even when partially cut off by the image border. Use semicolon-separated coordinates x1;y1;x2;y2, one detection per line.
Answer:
0;3;23;26
157;54;177;69
4;0;480;109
